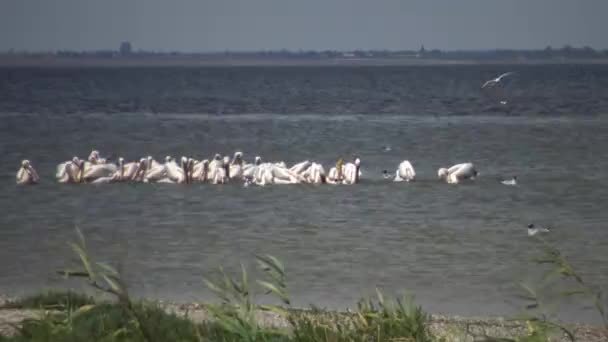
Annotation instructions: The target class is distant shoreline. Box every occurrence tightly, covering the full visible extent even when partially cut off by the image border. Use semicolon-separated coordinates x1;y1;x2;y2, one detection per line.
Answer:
2;56;608;67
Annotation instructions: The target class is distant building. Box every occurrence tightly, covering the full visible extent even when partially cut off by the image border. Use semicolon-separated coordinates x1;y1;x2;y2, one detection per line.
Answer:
119;42;132;55
417;45;426;58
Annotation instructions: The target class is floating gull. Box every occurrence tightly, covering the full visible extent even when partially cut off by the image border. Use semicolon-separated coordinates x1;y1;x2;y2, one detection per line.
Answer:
527;224;550;236
501;176;517;186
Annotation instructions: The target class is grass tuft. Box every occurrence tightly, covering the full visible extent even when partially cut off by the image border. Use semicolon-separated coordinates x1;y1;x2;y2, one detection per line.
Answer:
1;290;95;311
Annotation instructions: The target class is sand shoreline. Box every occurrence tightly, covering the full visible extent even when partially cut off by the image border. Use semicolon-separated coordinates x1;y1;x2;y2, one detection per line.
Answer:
1;296;606;341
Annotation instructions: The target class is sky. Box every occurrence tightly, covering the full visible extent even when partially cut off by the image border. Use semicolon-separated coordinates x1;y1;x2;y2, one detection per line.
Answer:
1;0;607;52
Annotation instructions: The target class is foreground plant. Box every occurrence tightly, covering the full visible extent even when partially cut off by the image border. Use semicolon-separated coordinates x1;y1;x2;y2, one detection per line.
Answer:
2;228;204;342
289;289;432;342
501;236;608;342
531;237;607;328
0;290;94;311
202;254;290;341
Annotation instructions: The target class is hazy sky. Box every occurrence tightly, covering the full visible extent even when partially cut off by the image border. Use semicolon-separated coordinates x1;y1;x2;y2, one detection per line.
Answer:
1;0;607;52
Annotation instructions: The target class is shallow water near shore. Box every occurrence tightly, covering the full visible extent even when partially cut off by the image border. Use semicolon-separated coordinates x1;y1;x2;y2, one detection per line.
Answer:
1;66;608;323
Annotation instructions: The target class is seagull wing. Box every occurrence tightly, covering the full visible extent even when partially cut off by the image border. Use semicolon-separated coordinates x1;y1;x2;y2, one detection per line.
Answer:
481;80;493;88
496;72;514;82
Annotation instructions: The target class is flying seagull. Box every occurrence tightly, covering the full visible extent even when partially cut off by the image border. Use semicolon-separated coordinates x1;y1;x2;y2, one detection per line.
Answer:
482;72;515;88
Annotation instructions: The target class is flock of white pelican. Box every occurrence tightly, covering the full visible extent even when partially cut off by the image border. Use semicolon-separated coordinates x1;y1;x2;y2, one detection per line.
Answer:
16;149;481;186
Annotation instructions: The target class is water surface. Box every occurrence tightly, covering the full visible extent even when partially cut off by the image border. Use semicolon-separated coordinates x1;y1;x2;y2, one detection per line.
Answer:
1;66;607;323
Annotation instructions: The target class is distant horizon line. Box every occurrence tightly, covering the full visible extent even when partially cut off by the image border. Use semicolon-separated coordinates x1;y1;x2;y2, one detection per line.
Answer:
2;44;607;55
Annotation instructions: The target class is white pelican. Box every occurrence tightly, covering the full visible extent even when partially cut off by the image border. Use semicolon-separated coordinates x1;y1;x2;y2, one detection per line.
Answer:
164;156;187;183
253;163;274;186
438;163;478;184
271;164;300;184
394;160;416;182
209;154;223;171
191;159;210;182
81;161;117;183
114;157;139;181
242;156;262;179
132;157;165;183
342;158;361;185
209;158;229;184
87;150;107;164
207;154;225;183
304;162;326;184
482;72;514;88
229;152;245;180
528;224;550;236
289;160;311;175
16;160;40;185
56;157;85;183
325;158;347;185
249;159;302;185
501;176;517;186
147;156;166;182
326;167;340;184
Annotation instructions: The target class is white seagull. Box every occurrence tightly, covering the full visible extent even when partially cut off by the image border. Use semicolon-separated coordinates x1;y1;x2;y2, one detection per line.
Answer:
501;176;518;186
527;224;550;236
482;72;514;88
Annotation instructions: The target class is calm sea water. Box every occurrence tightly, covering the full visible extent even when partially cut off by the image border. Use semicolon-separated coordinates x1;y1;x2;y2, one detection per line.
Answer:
1;66;608;323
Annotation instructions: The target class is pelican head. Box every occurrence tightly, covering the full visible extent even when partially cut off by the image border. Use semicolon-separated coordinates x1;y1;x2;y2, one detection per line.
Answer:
213;153;221;161
88;150;99;160
255;156;262;165
354;158;361;167
223;156;230;165
181;156;188;166
165;156;173;163
233;151;243;165
72;156;84;168
21;160;31;168
438;168;449;180
134;158;146;175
